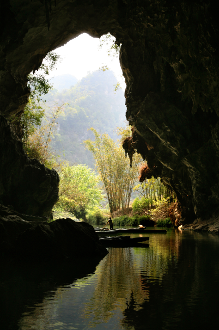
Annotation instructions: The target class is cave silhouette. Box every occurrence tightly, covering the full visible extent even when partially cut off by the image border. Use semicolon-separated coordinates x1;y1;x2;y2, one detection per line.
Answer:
1;0;219;226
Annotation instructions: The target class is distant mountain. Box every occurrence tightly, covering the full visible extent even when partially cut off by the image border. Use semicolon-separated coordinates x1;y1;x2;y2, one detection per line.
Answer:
50;74;78;91
45;70;127;167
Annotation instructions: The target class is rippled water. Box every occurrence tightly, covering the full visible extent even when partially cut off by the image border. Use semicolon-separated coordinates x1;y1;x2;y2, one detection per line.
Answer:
2;229;219;329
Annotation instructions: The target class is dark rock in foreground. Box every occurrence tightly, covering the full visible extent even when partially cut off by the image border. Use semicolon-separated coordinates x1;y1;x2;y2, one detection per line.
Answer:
0;205;108;261
0;116;59;218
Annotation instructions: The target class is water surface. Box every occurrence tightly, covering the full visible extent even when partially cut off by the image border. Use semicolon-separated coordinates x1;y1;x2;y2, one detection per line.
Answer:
1;230;219;329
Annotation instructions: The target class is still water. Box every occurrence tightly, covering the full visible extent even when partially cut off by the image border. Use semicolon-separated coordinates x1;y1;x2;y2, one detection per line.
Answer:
1;229;219;330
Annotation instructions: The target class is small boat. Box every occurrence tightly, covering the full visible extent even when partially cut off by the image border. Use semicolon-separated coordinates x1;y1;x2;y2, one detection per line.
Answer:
95;228;167;235
99;235;149;247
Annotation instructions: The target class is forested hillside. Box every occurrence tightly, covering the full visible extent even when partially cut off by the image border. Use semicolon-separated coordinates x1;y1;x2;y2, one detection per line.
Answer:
45;70;127;167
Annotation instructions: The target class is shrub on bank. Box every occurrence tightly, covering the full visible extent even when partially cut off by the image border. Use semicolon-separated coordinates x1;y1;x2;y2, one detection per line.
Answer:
87;209;106;226
112;215;154;227
132;197;152;215
156;217;173;227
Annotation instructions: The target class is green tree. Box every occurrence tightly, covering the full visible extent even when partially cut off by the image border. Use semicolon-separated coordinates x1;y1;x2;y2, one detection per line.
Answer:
28;51;60;101
55;164;103;220
10;51;63;169
134;175;171;201
24;104;64;169
10;51;60;142
84;128;141;217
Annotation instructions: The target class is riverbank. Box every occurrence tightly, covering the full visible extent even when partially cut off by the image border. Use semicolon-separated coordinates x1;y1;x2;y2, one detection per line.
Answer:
183;217;219;234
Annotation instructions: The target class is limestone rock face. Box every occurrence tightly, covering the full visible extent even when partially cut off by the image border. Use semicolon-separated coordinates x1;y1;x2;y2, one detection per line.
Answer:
1;0;219;223
0;116;59;217
0;205;107;261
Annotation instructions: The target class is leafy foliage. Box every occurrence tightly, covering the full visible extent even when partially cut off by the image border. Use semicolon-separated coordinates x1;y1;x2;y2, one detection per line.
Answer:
54;164;103;220
10;51;61;168
86;208;107;226
132;197;152;215
156;218;173;228
99;33;121;57
19;51;64;169
134;175;171;200
24;105;64;169
112;215;153;227
20;100;45;144
84;128;142;216
28;51;60;100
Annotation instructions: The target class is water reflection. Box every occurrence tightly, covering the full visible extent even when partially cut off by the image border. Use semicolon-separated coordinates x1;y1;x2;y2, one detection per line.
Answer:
2;231;219;329
122;231;219;330
0;258;102;330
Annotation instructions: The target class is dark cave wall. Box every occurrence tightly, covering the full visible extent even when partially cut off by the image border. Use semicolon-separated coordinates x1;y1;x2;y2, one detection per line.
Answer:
0;0;121;215
0;115;59;217
0;0;122;118
1;0;219;221
119;0;219;221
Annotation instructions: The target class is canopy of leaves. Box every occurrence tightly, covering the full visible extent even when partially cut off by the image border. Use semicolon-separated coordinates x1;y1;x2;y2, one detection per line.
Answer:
134;176;170;200
28;51;60;101
10;51;60;143
55;164;103;220
84;128;142;216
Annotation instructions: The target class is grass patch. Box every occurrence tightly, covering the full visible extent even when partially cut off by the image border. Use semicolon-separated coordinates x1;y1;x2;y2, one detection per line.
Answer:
156;217;173;227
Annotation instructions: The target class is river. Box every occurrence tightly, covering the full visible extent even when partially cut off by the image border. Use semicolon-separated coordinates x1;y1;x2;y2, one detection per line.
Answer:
1;229;219;329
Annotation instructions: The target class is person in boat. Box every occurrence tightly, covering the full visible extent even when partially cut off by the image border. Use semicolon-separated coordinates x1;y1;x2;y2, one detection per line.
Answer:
107;217;113;230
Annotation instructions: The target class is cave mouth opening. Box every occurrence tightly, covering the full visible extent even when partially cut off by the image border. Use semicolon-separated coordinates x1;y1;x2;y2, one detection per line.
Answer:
28;32;128;169
45;33;125;89
26;32;130;221
3;1;217;224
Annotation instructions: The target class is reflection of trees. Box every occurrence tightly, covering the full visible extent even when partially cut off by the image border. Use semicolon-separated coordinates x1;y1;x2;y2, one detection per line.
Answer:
122;232;219;330
83;232;182;327
8;231;183;330
7;231;219;330
132;231;181;281
83;248;150;326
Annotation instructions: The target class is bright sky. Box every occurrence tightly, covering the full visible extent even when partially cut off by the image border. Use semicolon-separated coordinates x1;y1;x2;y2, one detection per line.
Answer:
49;33;126;90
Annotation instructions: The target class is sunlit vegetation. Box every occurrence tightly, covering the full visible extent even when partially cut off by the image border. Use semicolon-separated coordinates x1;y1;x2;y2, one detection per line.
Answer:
112;215;153;227
99;33;121;57
134;176;171;202
24;105;64;169
10;51;63;170
54;164;103;221
84;128;142;217
15;50;174;225
44;70;127;167
156;218;172;227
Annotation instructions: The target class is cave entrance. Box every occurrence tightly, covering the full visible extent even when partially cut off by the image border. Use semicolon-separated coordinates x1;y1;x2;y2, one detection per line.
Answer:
31;33;129;221
29;33;127;168
47;33;125;90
